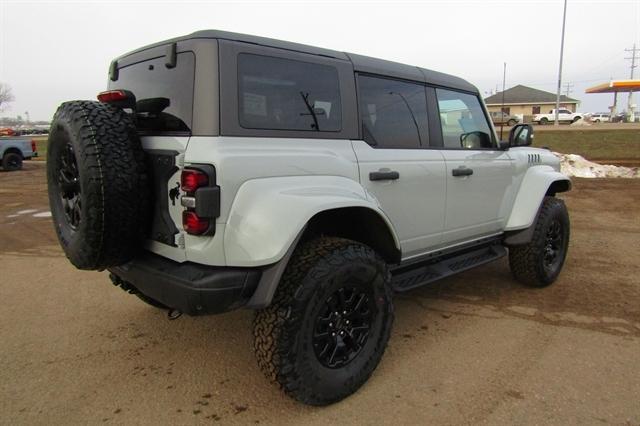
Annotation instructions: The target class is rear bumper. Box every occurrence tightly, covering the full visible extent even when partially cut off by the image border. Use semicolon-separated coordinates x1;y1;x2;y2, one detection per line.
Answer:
109;251;262;315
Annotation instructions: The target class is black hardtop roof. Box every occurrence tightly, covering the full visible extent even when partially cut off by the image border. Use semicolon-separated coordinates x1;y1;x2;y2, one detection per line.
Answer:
117;29;477;93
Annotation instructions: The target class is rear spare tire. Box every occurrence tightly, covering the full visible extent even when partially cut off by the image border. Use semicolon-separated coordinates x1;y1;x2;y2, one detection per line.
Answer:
47;101;150;270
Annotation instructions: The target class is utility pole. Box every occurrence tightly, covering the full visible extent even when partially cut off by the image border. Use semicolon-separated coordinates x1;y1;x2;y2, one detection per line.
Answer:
500;62;506;140
554;0;568;126
625;43;639;122
564;82;573;98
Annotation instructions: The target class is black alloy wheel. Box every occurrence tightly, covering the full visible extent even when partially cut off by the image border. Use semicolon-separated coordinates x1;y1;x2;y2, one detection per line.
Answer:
57;143;82;230
313;285;375;369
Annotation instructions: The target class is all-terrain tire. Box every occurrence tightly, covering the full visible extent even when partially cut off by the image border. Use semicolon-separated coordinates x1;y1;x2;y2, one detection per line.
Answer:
47;101;150;270
253;237;394;406
2;152;23;171
540;117;549;125
509;196;570;287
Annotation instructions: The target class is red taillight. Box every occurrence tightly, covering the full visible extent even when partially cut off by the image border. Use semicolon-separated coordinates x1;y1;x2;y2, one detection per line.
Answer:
97;90;128;103
183;211;210;235
31;139;37;153
181;169;208;193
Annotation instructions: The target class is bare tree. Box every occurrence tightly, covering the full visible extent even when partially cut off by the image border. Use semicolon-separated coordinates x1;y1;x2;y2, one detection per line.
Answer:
0;83;15;112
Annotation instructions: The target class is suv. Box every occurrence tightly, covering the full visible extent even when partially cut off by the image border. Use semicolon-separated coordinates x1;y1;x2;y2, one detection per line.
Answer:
589;113;610;123
489;110;519;126
47;30;571;406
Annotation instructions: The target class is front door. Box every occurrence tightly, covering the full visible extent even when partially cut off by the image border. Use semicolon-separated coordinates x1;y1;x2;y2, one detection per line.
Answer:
435;88;516;244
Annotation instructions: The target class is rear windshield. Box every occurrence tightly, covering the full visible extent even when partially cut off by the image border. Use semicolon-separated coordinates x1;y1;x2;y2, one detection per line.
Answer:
108;51;195;134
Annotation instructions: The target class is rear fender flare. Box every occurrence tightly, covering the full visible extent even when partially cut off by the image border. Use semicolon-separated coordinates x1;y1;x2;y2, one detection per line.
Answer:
224;175;400;267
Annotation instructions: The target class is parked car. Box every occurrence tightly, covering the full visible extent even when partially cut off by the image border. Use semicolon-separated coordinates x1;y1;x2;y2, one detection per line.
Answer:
589;113;610;123
533;108;582;124
0;137;37;171
46;30;571;406
489;111;520;126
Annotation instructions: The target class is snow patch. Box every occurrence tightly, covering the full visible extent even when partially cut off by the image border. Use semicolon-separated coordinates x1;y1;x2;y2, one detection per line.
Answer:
33;211;52;218
16;209;38;215
554;153;640;178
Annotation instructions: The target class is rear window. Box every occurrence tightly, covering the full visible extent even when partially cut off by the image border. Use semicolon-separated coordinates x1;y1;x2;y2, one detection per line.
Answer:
237;53;341;132
108;51;195;134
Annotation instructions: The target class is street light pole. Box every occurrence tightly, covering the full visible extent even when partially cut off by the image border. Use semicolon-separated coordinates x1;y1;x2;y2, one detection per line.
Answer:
554;0;568;126
500;62;506;140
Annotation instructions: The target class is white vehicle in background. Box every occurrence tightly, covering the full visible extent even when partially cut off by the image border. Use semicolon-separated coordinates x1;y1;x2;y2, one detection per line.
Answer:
533;108;583;125
589;113;610;123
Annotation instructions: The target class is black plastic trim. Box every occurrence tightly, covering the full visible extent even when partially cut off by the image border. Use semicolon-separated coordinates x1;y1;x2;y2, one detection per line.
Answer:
147;149;180;246
109;251;261;315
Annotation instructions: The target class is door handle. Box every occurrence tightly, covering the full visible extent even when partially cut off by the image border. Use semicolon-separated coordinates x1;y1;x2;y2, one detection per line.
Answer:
452;167;473;177
369;170;400;181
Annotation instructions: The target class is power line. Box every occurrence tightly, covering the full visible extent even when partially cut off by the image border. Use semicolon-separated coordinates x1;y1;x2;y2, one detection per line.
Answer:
564;82;574;98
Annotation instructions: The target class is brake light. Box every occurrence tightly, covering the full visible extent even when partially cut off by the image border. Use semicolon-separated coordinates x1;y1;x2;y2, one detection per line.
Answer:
183;211;209;235
97;90;128;103
181;169;208;193
31;139;37;154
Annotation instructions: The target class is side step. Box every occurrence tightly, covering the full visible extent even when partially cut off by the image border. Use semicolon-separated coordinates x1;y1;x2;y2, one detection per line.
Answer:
390;244;507;293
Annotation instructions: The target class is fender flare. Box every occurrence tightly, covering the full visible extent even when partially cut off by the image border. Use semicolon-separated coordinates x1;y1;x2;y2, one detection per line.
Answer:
223;175;400;267
505;165;571;231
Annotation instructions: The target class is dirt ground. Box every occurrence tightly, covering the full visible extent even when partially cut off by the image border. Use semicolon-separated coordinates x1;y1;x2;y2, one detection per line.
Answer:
1;162;639;425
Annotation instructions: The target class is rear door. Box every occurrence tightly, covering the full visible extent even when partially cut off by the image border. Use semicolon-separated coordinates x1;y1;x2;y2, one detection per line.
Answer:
108;49;197;262
352;74;446;258
434;88;516;244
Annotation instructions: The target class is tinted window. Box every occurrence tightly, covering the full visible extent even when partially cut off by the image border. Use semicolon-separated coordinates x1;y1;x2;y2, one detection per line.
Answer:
436;88;494;149
109;52;195;134
357;75;428;149
238;54;341;132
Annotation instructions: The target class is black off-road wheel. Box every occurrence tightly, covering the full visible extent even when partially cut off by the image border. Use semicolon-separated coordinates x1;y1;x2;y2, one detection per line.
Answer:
2;152;23;171
253;237;394;406
509;196;570;287
539;117;548;125
47;101;150;270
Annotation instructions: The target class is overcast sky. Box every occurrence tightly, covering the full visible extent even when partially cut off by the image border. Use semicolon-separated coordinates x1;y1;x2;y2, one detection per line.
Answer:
1;0;639;120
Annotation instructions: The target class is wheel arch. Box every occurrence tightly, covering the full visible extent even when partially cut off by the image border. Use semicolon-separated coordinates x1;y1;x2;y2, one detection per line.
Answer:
2;147;24;159
301;206;401;264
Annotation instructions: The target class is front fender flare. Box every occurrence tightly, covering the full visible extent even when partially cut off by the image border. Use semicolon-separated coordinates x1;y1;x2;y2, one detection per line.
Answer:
505;166;571;231
224;176;400;266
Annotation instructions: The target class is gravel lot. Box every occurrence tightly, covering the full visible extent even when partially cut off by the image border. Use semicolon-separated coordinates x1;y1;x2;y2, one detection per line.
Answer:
1;162;639;425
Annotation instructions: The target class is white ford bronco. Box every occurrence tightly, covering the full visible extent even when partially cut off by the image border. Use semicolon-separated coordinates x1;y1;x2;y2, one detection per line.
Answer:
47;30;571;406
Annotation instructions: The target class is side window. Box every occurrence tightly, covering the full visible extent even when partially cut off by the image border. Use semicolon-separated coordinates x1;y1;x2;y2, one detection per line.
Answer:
436;88;494;149
237;53;341;132
357;75;428;149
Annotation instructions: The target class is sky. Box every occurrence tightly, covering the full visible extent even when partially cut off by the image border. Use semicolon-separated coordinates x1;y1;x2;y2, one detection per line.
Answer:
1;0;639;121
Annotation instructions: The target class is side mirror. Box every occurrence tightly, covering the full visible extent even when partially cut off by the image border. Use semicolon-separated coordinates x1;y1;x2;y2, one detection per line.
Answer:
460;131;491;149
509;124;533;147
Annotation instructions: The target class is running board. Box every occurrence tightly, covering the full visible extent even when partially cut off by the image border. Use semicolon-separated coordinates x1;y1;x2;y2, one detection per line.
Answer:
390;244;507;293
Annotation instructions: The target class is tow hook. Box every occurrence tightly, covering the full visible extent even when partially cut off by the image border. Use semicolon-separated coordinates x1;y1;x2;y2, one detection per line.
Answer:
167;309;182;320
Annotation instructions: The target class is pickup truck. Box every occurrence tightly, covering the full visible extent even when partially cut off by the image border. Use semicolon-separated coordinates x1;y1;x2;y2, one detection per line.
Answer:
533;108;582;125
0;137;37;171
